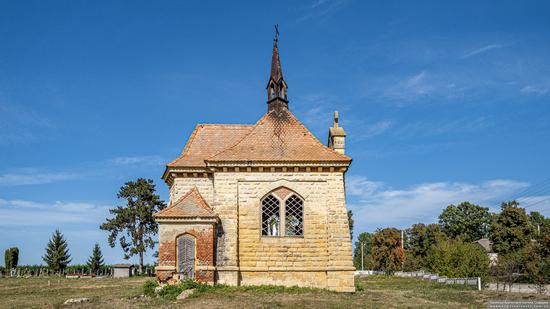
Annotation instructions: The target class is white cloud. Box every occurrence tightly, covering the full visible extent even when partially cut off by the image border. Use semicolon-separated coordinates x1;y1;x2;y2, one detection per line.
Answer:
0;101;52;145
383;71;435;100
0;170;78;186
347;176;530;233
296;0;348;22
0;198;111;226
109;155;165;166
461;44;504;59
521;83;550;95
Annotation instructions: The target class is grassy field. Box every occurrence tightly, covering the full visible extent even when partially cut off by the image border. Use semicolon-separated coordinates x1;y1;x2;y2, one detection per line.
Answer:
0;275;548;308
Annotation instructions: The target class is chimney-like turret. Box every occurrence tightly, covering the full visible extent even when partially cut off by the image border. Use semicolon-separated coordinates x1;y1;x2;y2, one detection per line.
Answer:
328;111;346;154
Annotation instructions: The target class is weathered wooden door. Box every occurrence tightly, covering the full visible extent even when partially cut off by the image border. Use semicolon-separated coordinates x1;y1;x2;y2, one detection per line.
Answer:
177;235;195;279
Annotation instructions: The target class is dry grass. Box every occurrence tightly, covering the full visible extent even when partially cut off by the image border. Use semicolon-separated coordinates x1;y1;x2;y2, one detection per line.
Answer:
0;275;548;308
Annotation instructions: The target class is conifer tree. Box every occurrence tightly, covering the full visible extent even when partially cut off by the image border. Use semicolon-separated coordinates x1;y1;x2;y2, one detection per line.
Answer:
87;243;104;275
100;178;166;273
43;229;72;274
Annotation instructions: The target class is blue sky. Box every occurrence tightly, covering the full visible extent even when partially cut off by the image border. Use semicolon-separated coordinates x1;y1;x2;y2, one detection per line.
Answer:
1;0;550;265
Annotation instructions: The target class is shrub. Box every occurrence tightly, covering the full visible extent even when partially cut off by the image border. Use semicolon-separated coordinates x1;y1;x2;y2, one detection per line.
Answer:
156;279;205;300
4;247;19;269
143;279;159;297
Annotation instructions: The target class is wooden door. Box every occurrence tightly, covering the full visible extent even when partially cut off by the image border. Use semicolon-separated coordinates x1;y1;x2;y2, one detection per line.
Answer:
177;235;195;279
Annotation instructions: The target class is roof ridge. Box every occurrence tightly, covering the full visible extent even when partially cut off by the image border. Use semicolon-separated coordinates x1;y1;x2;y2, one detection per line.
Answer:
198;123;254;127
205;112;272;161
206;110;351;162
154;187;215;217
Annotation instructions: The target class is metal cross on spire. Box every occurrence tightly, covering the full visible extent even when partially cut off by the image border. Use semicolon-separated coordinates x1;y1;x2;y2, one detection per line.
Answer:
274;24;279;42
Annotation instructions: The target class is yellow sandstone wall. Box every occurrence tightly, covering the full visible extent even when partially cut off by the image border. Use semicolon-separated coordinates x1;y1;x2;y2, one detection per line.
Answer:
213;172;355;292
162;171;355;292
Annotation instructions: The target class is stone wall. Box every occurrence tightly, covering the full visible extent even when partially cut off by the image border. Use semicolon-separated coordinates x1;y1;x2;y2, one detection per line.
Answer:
213;171;355;292
160;171;355;292
170;176;214;206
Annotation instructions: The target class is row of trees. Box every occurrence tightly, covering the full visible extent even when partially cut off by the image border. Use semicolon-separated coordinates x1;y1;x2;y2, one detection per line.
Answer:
3;178;165;275
41;230;104;274
354;201;549;286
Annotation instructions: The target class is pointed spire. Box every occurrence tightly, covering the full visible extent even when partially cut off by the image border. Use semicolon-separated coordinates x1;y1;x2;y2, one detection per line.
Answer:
267;24;288;111
270;32;284;83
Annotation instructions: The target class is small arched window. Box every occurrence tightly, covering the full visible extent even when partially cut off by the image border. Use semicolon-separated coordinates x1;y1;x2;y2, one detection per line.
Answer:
261;189;304;237
261;195;280;236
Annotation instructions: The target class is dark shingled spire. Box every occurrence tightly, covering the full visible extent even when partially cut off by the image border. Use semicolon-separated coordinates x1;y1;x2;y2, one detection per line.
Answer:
267;25;288;111
270;38;284;83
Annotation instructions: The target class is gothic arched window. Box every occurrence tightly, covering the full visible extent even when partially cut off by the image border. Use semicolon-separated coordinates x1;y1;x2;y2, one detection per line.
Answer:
285;194;304;236
261;194;280;236
261;189;304;237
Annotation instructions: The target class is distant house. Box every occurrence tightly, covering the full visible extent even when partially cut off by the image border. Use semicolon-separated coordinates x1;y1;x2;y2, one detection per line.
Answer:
112;264;133;278
474;238;498;265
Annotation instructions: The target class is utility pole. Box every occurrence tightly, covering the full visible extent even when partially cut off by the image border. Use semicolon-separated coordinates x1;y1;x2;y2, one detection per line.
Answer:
361;242;365;271
401;229;404;249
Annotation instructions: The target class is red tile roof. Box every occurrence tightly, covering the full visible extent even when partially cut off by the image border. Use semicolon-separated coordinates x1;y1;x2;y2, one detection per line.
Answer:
154;187;216;218
167;124;253;168
207;109;351;163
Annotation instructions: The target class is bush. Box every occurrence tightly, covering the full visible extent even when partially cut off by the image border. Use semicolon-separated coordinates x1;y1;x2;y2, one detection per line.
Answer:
143;279;159;297
4;247;19;269
155;279;205;300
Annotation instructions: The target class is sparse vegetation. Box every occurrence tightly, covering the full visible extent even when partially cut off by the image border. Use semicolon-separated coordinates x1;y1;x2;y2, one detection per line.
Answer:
1;276;548;308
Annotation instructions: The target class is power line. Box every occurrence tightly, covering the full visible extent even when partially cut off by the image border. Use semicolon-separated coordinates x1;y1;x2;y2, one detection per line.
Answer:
506;178;550;201
523;196;550;209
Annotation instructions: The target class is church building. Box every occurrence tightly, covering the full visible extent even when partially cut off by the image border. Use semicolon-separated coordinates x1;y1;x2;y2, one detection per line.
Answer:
154;34;355;292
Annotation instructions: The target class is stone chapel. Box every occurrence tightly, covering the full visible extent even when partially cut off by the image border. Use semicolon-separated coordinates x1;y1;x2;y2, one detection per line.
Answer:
154;34;355;292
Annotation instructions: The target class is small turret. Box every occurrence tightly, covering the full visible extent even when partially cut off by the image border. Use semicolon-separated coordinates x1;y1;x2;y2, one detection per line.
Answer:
328;111;346;154
266;25;289;112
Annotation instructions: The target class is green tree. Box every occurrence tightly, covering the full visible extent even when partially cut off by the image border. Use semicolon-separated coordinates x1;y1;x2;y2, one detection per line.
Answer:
43;229;72;274
100;178;166;273
371;228;404;272
529;211;550;239
492;251;524;292
490;201;534;255
438;202;492;242
353;232;374;270
347;210;354;240
4;247;19;270
522;240;550;293
87;243;105;275
426;237;490;281
405;223;445;270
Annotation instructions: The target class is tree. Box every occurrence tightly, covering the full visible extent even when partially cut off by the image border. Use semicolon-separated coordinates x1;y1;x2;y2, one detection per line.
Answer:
371;228;404;272
100;178;166;274
353;232;374;270
347;210;354;240
87;243;105;275
490;201;534;255
438;202;492;242
522;240;550;294
4;247;19;270
426;237;490;281
43;229;71;274
405;223;445;270
492;251;524;292
529;211;550;239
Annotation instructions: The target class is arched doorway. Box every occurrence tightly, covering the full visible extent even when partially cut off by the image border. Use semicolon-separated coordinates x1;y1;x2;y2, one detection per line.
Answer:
177;234;195;279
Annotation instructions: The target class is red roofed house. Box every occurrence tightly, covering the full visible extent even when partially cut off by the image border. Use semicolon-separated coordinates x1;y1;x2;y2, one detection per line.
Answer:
154;34;355;292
